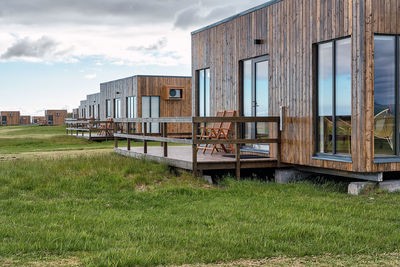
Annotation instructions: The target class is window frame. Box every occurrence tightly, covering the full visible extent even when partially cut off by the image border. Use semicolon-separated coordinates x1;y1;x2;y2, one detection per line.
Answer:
106;99;111;118
197;68;210;117
373;34;400;159
126;96;136;119
114;98;121;119
314;36;352;159
141;96;160;133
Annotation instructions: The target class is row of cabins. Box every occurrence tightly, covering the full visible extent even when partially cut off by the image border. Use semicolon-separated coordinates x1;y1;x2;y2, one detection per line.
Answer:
76;75;192;134
75;0;400;181
1;110;67;126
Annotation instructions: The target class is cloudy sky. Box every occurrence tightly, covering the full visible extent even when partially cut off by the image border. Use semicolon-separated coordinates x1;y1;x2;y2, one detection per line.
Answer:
0;0;269;116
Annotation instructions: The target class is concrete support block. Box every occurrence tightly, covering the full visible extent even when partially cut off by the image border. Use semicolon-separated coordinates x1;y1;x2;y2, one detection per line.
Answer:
202;175;213;184
379;180;400;193
275;169;311;184
348;182;376;195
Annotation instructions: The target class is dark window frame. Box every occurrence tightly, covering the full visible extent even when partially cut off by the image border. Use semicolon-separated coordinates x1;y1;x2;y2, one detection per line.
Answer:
141;96;160;133
374;34;400;158
106;99;111;118
239;54;269;140
315;36;352;158
197;68;210;117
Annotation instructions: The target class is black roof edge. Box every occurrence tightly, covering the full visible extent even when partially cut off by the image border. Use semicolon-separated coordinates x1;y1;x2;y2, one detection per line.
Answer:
100;75;192;85
191;0;282;35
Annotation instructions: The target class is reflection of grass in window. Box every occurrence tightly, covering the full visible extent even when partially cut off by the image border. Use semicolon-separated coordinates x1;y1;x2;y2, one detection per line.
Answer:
336;116;351;154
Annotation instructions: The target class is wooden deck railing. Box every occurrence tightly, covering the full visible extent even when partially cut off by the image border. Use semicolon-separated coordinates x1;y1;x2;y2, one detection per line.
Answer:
65;119;115;139
113;116;281;178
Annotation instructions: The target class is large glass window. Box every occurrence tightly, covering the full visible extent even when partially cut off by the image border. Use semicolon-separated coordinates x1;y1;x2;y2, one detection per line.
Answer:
114;98;121;119
317;37;352;155
142;96;160;133
242;55;270;153
198;68;210;116
374;35;396;155
127;96;136;119
106;100;111;118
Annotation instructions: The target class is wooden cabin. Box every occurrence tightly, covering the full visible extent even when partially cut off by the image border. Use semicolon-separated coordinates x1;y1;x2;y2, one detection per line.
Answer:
72;108;79;119
78;100;88;119
86;93;101;120
33;116;46;125
1;111;20;126
190;0;400;180
19;116;31;125
45;110;67;126
100;75;192;134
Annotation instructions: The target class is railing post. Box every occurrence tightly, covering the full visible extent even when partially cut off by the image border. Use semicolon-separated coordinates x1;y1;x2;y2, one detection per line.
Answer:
114;122;118;149
277;120;281;166
89;125;92;140
144;122;148;154
163;122;168;157
127;122;131;151
192;119;198;176
235;121;241;180
160;122;164;147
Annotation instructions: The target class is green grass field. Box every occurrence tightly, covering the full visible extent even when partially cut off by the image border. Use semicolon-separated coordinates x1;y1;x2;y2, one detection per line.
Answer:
1;126;400;266
0;125;160;155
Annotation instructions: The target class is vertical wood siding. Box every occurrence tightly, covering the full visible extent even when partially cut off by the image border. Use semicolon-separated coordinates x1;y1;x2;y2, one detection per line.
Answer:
192;0;370;172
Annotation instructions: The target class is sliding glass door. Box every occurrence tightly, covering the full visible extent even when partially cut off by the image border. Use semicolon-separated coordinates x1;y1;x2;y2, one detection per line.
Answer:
242;55;269;152
142;96;160;133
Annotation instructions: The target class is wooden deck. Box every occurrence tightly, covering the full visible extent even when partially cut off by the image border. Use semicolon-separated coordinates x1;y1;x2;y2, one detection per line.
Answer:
75;133;115;141
114;146;278;171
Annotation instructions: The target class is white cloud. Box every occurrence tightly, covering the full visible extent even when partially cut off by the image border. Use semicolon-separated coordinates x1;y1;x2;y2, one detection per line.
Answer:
84;73;96;79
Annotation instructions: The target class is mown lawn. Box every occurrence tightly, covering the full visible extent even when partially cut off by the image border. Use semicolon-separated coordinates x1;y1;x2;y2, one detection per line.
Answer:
0;125;159;154
0;154;400;266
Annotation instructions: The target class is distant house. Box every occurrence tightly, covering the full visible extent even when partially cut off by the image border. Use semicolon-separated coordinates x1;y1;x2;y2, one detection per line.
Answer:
86;93;101;120
72;108;79;119
19;115;31;125
33;116;47;126
45;110;67;126
75;75;192;134
78;100;88;120
99;75;192;134
1;111;20;126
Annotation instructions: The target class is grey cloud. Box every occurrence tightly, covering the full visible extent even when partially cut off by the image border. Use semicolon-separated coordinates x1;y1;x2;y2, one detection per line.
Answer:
0;0;189;26
174;5;236;30
1;36;60;59
128;37;167;52
0;0;269;27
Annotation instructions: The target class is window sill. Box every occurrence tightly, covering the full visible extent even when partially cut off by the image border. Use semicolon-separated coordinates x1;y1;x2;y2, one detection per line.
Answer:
374;157;400;164
312;154;353;163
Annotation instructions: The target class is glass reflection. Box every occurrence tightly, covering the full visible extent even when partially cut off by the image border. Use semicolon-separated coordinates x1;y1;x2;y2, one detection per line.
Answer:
205;69;210;117
374;35;395;155
318;42;333;153
255;60;269;139
335;38;352;154
243;60;252;140
199;70;205;117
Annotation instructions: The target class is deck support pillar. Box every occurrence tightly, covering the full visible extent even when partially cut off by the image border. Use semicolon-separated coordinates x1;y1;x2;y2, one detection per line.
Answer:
114;122;118;148
163;122;168;157
234;122;240;180
144;122;148;154
192;121;198;176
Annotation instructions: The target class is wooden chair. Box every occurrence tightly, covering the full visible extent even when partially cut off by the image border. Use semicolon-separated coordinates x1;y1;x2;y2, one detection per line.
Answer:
98;118;113;136
214;110;237;154
197;110;225;153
